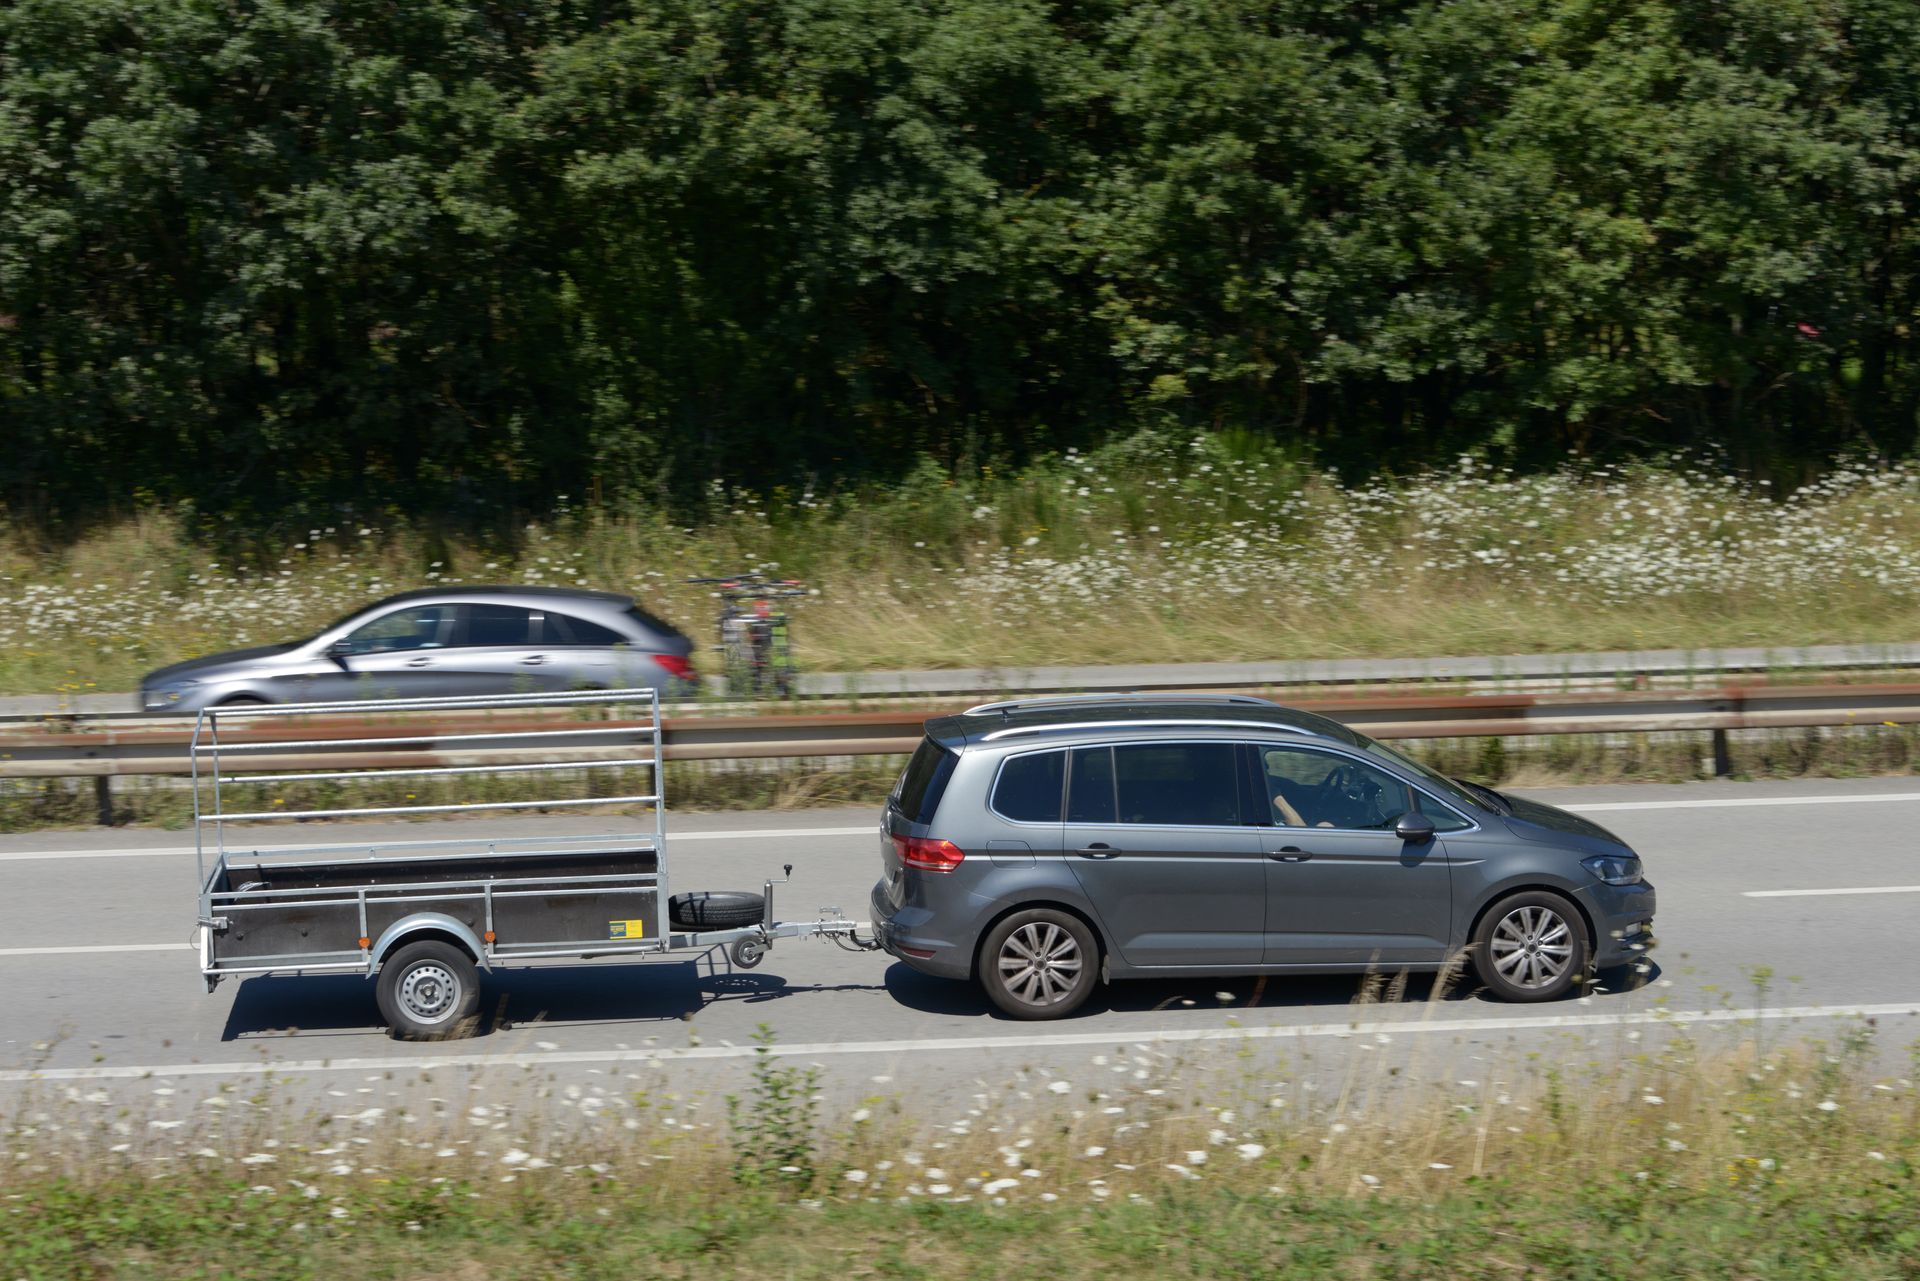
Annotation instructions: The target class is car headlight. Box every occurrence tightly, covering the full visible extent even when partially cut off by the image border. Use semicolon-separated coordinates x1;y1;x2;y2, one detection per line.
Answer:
1582;853;1643;886
142;681;198;707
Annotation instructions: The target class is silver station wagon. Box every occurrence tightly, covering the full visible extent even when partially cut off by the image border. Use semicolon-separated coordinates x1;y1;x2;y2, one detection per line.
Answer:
139;587;696;713
870;694;1656;1018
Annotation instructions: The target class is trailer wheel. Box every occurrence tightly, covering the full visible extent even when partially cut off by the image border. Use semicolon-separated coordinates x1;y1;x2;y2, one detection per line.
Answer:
376;940;480;1040
730;937;767;969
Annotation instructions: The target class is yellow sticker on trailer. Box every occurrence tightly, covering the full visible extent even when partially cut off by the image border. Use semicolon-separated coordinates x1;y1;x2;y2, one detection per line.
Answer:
607;919;645;940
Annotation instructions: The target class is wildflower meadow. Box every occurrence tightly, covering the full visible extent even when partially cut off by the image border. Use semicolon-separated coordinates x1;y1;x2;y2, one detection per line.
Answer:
6;438;1920;700
2;1015;1914;1279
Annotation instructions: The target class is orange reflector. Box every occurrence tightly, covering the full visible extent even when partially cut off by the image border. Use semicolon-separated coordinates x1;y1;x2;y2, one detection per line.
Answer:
357;936;371;949
483;930;496;944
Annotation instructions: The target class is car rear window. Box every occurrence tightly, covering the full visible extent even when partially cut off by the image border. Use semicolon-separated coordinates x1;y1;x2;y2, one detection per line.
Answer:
991;751;1065;823
893;738;958;824
546;612;628;646
624;604;680;640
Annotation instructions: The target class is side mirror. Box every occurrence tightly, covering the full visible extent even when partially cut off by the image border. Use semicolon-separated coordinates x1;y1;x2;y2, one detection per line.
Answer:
325;640;352;668
1394;813;1436;843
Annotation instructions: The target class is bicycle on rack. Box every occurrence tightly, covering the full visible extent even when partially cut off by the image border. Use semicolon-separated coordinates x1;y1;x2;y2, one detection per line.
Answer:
686;573;809;698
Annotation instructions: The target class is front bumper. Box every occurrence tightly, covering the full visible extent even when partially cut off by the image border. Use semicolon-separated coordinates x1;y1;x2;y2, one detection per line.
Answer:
1582;879;1657;969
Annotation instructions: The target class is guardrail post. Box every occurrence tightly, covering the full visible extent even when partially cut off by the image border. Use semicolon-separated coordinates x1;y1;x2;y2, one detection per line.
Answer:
1710;728;1733;777
94;775;114;826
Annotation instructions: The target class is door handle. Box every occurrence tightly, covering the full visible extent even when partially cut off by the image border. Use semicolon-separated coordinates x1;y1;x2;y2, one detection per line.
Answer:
1075;843;1121;859
521;655;549;666
405;656;433;668
1268;846;1312;862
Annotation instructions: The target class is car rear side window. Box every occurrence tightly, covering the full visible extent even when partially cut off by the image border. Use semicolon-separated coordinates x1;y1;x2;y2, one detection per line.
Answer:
1067;747;1117;824
461;605;537;647
1112;743;1242;826
546;612;627;646
893;738;958;824
992;751;1065;823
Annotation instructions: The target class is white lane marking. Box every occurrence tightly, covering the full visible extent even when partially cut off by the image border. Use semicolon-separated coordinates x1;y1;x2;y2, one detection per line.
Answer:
0;825;877;863
1744;885;1920;899
2;1001;1913;1083
1569;792;1920;813
0;943;192;957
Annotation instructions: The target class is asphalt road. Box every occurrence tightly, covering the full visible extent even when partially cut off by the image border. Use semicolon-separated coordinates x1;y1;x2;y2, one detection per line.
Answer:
3;777;1918;1102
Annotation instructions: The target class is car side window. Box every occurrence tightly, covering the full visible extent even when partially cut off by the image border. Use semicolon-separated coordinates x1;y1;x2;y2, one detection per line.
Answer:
460;605;537;647
343;606;452;655
1067;747;1117;824
1417;794;1474;832
546;612;627;646
992;751;1065;823
1259;746;1413;831
1110;743;1242;827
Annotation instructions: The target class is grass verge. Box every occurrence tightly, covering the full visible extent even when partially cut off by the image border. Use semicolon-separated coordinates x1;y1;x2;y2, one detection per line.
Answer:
8;439;1920;697
2;1021;1915;1279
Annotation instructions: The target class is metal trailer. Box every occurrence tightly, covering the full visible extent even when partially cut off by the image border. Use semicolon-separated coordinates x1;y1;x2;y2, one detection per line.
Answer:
191;687;874;1038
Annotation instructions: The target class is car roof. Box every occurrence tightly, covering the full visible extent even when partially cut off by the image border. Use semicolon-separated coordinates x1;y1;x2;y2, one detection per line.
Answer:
923;697;1363;752
362;585;636;609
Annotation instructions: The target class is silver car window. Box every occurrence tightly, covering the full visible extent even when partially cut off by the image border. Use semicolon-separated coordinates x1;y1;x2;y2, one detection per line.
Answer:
460;605;537;647
343;606;453;655
547;611;628;646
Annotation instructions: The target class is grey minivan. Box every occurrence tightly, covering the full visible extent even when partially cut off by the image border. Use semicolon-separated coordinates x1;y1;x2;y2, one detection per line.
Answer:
139;587;696;713
869;694;1656;1019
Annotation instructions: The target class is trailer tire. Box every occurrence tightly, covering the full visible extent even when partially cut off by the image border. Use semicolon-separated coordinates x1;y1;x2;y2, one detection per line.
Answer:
669;891;766;931
376;940;480;1040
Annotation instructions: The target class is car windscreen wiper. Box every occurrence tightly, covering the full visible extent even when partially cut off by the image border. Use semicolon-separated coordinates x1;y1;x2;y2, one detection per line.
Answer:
1455;778;1513;815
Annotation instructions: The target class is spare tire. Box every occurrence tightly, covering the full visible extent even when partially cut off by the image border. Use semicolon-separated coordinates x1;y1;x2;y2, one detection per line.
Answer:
669;890;766;931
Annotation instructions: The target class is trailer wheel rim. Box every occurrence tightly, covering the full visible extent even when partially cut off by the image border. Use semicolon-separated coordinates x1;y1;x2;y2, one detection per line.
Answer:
398;962;461;1023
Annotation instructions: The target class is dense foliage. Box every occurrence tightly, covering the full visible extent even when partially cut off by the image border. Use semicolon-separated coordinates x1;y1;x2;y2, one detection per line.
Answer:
4;0;1920;530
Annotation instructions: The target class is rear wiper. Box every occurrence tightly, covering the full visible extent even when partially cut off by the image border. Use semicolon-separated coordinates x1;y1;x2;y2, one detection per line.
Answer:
1456;778;1513;815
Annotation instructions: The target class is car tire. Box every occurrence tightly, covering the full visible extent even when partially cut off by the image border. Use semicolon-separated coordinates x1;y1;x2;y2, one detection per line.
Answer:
218;696;268;707
1470;890;1589;1002
978;908;1099;1020
669;890;766;931
376;940;480;1040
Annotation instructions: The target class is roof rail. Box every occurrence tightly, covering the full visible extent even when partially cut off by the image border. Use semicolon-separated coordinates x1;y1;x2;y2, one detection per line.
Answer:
962;691;1281;717
977;717;1319;742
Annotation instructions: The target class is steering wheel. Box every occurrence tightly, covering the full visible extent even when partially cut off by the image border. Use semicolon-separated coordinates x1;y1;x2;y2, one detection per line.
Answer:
1319;763;1360;800
1316;763;1380;824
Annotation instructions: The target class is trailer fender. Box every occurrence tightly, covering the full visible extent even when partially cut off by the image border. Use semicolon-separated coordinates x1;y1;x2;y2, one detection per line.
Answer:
370;914;491;973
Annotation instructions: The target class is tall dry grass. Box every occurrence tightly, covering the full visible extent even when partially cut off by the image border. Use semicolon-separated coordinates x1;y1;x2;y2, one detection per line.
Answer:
9;438;1920;698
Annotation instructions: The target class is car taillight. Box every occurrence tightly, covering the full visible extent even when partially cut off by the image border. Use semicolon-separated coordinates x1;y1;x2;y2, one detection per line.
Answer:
892;834;965;873
654;653;695;679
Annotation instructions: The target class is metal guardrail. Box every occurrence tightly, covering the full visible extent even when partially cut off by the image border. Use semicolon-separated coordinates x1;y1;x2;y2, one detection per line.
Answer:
7;684;1920;827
